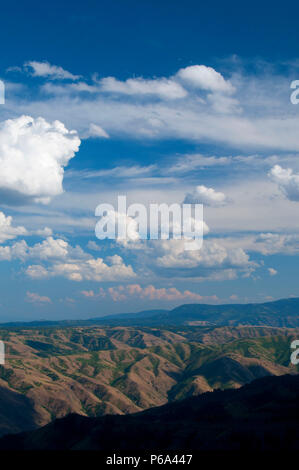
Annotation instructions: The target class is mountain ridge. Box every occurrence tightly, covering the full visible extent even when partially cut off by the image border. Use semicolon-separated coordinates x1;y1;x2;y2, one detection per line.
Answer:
1;297;299;328
1;374;298;450
0;324;298;436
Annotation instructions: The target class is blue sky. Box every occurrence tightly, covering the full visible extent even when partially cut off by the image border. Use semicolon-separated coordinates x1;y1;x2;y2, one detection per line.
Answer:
1;0;299;321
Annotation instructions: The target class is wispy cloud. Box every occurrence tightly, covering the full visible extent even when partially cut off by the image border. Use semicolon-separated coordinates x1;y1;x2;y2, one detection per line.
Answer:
26;291;51;303
24;61;81;80
5;62;299;152
82;283;219;303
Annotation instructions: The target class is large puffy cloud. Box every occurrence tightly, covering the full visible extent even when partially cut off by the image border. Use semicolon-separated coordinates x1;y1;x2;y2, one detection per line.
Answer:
184;185;228;207
0;236;82;262
0;116;80;203
253;233;299;255
153;239;251;270
120;238;256;281
201;233;299;257
27;237;69;259
269;165;299;201
176;65;235;93
8;236;137;282
26;255;136;282
3;230;253;284
8;233;97;260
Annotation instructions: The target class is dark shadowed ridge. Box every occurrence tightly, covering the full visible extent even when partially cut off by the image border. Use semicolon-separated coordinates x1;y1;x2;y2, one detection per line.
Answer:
0;374;298;451
0;386;38;436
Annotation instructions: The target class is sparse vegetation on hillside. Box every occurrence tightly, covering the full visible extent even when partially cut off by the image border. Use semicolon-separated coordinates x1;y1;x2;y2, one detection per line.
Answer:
0;325;298;436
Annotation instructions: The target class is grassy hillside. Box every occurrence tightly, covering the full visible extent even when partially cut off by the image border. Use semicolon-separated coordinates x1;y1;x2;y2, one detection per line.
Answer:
0;324;298;436
1;374;298;451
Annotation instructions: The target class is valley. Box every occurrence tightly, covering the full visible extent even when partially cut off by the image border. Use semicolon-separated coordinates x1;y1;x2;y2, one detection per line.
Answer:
0;323;298;436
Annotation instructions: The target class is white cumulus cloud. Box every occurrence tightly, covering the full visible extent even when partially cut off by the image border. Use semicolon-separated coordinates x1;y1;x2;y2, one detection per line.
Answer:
176;65;235;93
0;116;80;203
26;255;136;282
14;237;137;282
0;211;27;243
269;164;299;201
184;185;228;207
88;283;219;303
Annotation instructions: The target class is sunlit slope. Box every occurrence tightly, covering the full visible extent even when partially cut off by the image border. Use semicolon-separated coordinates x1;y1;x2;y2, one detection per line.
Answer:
0;325;298;435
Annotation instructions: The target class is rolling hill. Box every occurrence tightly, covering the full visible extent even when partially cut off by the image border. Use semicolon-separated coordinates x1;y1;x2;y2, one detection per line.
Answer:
1;374;298;450
0;324;298;436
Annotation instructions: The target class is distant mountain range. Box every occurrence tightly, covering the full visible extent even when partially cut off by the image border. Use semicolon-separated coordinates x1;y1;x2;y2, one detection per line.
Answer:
2;297;299;328
1;374;298;450
1;297;298;443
